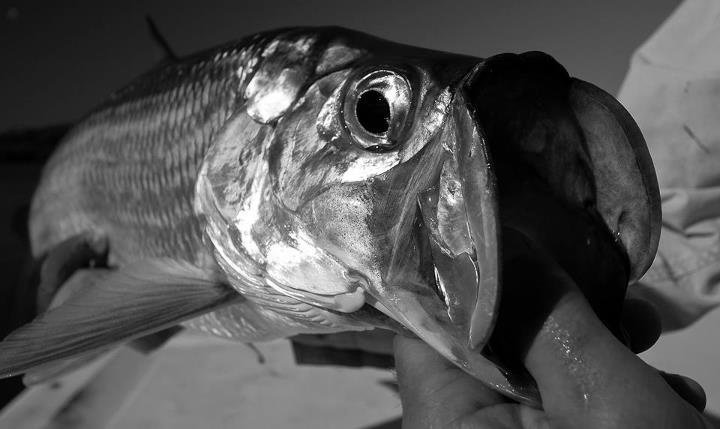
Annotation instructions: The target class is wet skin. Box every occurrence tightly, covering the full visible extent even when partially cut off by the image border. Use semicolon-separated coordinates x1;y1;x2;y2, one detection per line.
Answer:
395;240;711;429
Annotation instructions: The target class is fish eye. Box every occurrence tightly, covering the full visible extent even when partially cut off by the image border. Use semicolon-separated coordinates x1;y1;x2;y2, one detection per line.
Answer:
344;70;412;152
356;90;391;135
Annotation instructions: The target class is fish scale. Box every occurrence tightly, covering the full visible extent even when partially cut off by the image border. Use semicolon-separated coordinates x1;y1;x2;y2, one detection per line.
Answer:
29;36;272;265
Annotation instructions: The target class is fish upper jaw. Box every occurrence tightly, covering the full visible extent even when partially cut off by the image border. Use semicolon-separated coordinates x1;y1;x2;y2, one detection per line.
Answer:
364;88;539;403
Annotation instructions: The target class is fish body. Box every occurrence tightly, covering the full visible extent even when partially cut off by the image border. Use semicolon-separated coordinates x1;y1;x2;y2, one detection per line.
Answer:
31;29;377;340
4;27;661;406
30;32;269;266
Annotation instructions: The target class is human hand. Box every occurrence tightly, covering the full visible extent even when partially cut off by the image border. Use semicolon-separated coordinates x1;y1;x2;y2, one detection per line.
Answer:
394;243;711;429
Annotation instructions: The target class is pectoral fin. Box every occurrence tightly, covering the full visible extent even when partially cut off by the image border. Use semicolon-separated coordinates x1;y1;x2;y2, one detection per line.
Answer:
0;258;241;378
22;326;183;386
22;348;113;386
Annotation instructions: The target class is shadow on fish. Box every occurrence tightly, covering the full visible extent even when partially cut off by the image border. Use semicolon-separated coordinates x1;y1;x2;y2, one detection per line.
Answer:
0;27;660;407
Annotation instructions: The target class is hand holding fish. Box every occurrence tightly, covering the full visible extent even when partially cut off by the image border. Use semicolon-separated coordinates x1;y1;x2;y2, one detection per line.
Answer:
395;243;711;429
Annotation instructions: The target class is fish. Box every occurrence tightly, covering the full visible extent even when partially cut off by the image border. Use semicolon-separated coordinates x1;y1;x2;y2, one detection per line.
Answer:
0;27;660;406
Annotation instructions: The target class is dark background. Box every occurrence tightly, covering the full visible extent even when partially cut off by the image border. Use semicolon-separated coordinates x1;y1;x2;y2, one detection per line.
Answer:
1;0;680;130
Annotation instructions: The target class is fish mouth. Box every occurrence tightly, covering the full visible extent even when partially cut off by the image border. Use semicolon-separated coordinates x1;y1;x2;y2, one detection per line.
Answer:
407;150;633;403
368;52;660;406
367;85;536;402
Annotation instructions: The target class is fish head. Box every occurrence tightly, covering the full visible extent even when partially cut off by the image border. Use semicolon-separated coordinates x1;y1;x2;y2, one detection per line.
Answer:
196;29;660;405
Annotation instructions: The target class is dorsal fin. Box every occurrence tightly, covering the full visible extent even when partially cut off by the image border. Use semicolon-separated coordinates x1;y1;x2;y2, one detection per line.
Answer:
146;15;178;60
0;258;241;378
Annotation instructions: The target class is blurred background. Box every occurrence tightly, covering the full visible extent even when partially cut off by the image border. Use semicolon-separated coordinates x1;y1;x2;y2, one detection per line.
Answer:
4;1;719;428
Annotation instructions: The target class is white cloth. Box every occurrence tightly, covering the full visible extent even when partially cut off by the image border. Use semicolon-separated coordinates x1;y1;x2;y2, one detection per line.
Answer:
619;0;720;329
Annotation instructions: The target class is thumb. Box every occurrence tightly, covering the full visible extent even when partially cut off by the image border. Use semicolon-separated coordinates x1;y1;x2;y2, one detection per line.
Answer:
506;250;706;428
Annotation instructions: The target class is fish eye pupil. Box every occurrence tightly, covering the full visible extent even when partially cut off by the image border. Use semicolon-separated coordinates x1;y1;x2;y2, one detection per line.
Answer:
356;90;391;135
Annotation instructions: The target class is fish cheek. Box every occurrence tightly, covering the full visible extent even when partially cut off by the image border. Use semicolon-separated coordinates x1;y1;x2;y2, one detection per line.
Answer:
299;184;386;284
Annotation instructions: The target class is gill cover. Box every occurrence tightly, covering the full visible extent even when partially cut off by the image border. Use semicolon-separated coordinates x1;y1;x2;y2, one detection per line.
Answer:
196;32;374;315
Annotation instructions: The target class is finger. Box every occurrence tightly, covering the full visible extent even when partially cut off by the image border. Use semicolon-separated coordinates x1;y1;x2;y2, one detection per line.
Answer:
621;297;662;353
495;232;707;427
393;335;505;428
518;264;706;427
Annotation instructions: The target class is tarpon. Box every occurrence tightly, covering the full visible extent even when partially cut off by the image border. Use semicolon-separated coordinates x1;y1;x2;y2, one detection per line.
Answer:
0;27;660;406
